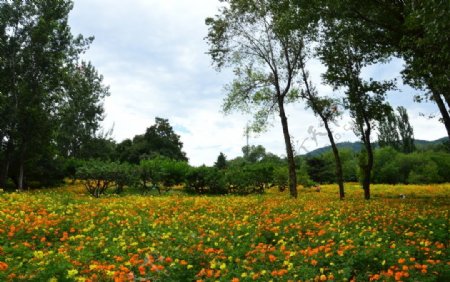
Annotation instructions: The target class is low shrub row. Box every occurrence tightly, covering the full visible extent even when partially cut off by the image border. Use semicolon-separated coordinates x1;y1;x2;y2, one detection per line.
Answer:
75;158;292;197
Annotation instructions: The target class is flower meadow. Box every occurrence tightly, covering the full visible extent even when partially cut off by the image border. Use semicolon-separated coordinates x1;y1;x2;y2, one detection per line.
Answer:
0;184;449;281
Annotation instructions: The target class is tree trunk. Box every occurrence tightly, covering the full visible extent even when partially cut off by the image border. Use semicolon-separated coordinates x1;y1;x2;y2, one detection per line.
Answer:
18;160;24;192
0;160;9;188
278;99;297;198
362;124;373;200
322;118;345;200
430;90;450;141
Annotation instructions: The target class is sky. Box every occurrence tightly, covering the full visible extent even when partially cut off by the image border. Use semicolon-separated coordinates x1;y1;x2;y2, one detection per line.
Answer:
68;0;446;166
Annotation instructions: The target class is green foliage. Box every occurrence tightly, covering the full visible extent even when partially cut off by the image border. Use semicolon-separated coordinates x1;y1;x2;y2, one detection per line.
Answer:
116;117;187;164
305;156;334;184
297;163;316;188
214;152;228;170
76;161;138;197
372;148;450;184
185;166;227;195
0;0;107;189
139;157;189;194
273;166;288;191
372;147;401;184
225;162;274;194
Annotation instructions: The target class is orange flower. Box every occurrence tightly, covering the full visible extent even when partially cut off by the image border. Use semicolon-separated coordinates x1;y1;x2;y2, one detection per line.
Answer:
231;278;240;282
165;257;173;263
0;261;8;271
268;254;277;262
398;258;405;264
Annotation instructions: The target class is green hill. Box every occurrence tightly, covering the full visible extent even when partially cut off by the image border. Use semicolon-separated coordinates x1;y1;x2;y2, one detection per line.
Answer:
305;137;448;157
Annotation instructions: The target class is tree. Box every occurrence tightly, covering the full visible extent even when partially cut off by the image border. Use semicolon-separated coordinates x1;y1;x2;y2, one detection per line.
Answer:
214;152;228;170
300;69;346;199
317;0;450;140
56;61;110;159
205;0;308;198
0;0;94;190
320;19;394;200
378;107;401;150
378;106;415;154
242;145;266;163
396;106;415;154
116;117;187;164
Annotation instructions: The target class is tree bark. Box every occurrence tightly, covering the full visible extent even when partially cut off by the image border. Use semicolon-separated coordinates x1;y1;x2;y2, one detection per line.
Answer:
0;160;9;188
430;90;450;141
278;98;297;198
361;122;373;200
322;118;345;200
18;160;24;191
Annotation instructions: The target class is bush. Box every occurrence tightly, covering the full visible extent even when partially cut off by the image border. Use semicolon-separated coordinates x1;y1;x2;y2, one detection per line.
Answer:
139;157;189;194
185;166;226;194
273;166;288;191
76;161;138;197
225;163;274;194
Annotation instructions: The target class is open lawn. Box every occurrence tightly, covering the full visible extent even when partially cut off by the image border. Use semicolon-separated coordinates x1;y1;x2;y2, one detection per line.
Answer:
0;183;449;281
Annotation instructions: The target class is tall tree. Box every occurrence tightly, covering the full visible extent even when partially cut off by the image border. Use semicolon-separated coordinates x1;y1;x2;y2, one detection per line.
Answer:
205;0;309;198
396;106;415;154
0;0;99;189
56;61;110;158
378;107;401;150
317;0;450;140
320;19;394;200
299;61;345;199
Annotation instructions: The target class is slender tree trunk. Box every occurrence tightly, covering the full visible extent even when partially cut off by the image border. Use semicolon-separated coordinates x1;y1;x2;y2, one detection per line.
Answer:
362;123;373;200
278;99;297;198
322;118;345;200
430;90;450;141
0;160;9;188
18;160;24;191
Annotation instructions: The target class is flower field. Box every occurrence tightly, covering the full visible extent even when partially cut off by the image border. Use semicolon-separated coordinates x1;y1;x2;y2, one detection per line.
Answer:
0;184;449;281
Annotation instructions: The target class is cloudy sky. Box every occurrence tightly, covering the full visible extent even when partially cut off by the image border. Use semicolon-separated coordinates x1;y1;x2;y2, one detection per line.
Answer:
68;0;446;166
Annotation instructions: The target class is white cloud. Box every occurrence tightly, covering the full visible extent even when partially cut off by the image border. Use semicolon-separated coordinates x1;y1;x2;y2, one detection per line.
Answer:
69;0;447;166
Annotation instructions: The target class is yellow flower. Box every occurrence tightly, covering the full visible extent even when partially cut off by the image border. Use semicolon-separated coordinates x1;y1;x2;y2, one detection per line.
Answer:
67;269;78;278
34;251;44;259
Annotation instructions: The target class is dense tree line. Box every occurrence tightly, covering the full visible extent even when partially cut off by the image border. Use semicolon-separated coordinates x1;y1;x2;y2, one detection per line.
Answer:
0;0;108;190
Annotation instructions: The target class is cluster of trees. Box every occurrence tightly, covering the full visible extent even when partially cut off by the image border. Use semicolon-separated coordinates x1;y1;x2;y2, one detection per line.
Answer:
0;0;189;191
205;0;449;199
0;0;108;190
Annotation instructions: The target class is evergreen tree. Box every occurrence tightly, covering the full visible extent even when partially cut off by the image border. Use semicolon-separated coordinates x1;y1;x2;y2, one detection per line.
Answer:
214;152;227;170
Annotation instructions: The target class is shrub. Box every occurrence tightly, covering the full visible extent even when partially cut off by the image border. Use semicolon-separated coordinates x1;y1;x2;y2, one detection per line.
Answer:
185;166;227;194
139;157;189;194
76;161;138;197
225;163;274;194
273;166;288;191
76;160;115;197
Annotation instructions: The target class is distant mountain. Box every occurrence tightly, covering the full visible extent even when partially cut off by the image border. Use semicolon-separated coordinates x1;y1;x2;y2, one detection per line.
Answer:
304;137;448;157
